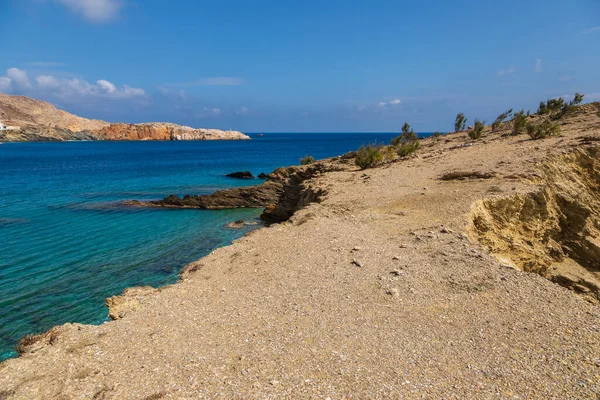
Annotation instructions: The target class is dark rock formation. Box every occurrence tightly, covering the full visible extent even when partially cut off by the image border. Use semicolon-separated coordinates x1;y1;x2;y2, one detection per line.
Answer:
258;173;268;179
126;161;345;224
226;171;254;179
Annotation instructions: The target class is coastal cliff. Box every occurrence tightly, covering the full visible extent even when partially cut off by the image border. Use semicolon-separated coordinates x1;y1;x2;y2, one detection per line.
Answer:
0;93;250;141
95;123;249;141
1;103;600;398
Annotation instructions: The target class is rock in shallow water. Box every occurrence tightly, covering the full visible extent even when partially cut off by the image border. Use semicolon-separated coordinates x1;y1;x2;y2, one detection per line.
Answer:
226;171;254;179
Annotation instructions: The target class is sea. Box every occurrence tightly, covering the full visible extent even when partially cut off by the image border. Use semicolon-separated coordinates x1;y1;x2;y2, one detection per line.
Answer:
0;132;401;361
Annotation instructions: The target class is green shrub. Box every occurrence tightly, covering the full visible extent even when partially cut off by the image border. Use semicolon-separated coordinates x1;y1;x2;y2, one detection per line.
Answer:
397;140;420;157
300;155;314;165
355;144;384;169
468;119;486;140
454;113;467;132
527;120;561;140
537;93;584;120
512;110;528;135
596;111;600;118
491;109;513;132
432;131;442;139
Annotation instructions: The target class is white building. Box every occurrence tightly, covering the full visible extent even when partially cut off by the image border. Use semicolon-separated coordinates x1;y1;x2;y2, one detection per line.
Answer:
0;122;7;131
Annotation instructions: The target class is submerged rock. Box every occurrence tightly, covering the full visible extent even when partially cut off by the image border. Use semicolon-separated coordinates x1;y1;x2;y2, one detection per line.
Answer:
225;219;246;229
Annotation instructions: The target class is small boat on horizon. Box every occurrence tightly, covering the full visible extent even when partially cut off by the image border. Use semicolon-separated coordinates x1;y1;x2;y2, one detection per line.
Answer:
257;133;264;137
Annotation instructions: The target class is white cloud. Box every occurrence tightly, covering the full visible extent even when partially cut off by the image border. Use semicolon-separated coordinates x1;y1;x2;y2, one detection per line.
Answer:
196;107;221;118
535;58;542;73
32;74;145;100
498;66;516;77
376;98;402;108
357;105;367;112
164;77;246;87
36;75;61;90
0;67;147;103
97;79;116;93
559;75;572;82
7;68;32;89
0;77;12;92
579;26;600;35
57;0;123;22
236;106;249;116
25;61;66;68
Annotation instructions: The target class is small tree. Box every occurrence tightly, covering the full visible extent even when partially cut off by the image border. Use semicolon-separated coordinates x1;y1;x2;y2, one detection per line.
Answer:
491;109;513;132
391;122;420;157
355;144;384;169
391;122;418;146
572;93;584;106
537;93;584;120
512;110;528;136
300;155;314;165
432;131;442;139
455;113;467;132
468;120;486;140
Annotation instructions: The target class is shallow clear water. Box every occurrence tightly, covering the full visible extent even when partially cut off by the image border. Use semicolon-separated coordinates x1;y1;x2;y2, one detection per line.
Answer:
0;132;398;360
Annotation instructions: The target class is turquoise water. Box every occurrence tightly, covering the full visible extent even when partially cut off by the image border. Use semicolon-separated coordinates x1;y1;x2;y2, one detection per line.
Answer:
0;132;398;361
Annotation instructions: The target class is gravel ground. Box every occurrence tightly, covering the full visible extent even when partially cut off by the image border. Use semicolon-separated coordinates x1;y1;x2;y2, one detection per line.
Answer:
1;106;599;399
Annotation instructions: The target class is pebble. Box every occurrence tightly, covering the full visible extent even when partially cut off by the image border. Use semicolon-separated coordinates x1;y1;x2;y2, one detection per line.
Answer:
387;288;400;297
351;246;361;252
351;259;363;268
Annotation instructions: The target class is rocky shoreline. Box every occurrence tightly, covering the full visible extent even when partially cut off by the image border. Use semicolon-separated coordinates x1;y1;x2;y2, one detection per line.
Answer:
1;104;600;398
125;161;344;223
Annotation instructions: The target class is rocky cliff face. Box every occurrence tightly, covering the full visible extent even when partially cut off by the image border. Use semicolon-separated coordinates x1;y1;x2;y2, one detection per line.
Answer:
0;93;250;141
468;146;600;303
96;123;249;141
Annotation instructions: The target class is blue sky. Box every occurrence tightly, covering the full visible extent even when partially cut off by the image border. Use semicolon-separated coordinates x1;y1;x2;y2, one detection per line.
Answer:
1;0;599;132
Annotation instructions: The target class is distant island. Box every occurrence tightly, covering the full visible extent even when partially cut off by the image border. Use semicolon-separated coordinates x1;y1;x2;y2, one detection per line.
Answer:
0;93;250;142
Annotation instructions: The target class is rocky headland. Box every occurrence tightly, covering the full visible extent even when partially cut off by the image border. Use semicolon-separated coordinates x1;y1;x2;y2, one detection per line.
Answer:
1;102;600;398
0;93;250;141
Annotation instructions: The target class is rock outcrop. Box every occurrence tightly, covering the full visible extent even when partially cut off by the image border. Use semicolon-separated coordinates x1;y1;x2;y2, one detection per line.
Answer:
0;126;99;142
126;161;344;223
225;171;254;179
0;93;250;141
468;147;600;303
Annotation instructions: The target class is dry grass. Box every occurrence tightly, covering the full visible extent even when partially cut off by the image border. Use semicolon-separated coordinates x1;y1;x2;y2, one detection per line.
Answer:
440;170;496;180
